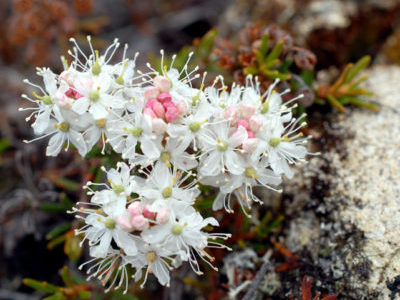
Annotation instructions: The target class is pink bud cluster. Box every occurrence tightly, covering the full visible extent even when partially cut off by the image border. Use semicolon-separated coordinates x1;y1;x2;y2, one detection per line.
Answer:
116;201;171;232
144;76;188;128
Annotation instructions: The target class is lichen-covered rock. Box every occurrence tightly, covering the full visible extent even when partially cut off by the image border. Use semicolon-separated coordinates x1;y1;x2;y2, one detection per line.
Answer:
283;65;400;299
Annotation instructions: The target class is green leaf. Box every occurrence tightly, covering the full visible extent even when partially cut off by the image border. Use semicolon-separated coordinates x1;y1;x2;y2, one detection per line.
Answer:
78;290;92;299
55;177;80;191
196;28;217;58
23;279;61;294
46;223;71;240
264;58;280;69
0;138;11;153
326;94;346;112
254;50;265;65
47;234;66;250
265;41;283;64
344;55;371;84
64;232;82;262
300;70;314;86
243;67;259;75
259;34;269;56
43;293;66;300
41;202;68;213
61;266;74;287
108;290;138;299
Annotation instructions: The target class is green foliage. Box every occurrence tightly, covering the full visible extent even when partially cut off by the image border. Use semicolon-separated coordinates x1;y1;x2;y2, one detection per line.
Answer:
315;55;378;112
244;35;291;80
23;266;92;300
148;28;218;74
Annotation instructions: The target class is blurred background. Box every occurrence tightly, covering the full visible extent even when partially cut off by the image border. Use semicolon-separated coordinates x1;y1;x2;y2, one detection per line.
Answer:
1;0;400;299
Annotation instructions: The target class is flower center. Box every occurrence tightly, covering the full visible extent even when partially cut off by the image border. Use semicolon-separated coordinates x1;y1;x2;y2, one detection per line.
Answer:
269;137;281;147
104;219;116;229
171;225;183;235
162;186;172;198
113;185;124;195
160;151;171;163
89;90;100;102
146;251;156;264
129;127;143;137
260;102;269;114
33;92;53;105
189;122;201;132
244;167;258;179
217;140;228;151
96;118;106;128
92;50;101;75
58;122;70;132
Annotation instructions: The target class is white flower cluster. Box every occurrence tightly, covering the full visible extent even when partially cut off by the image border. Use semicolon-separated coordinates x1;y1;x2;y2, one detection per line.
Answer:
21;38;309;293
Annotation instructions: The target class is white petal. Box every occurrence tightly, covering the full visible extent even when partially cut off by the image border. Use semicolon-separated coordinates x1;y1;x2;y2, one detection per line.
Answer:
113;230;138;256
69;130;88;156
71;97;90;115
46;133;64;156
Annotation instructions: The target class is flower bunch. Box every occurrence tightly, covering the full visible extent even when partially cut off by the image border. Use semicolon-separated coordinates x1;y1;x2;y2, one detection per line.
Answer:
21;37;309;293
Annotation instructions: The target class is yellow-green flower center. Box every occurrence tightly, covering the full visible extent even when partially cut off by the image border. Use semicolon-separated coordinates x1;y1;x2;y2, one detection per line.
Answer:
189;122;201;132
217;140;228;151
104;219;116;229
162;186;172;198
171;225;183;235
244;167;257;179
95;118;106;128
58;122;70;132
269;137;281;147
89;90;100;102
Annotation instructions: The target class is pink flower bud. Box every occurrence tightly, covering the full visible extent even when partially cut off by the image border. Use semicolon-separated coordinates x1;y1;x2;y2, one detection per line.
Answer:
176;100;188;115
153;76;171;92
242;138;258;153
144;107;156;119
157;92;172;103
231;126;247;145
131;215;149;231
247;130;256;138
249;115;262;132
142;206;156;219
144;86;160;100
153;101;166;119
237;119;249;130
59;70;76;86
128;201;142;216
225;106;239;124
145;99;157;109
152;118;167;134
116;215;133;231
156;208;170;224
239;104;256;119
55;89;73;109
162;100;175;109
165;106;180;123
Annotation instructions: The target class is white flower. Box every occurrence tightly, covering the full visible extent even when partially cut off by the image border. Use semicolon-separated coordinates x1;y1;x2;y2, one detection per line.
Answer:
254;117;308;179
107;112;162;160
77;200;138;258
213;158;282;214
131;136;197;171
24;106;88;157
20;68;58;134
141;209;220;275
140;162;199;213
198;123;247;176
72;73;121;119
167;99;211;151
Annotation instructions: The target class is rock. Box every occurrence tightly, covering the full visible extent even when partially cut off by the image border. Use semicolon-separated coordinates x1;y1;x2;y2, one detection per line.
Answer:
283;65;400;299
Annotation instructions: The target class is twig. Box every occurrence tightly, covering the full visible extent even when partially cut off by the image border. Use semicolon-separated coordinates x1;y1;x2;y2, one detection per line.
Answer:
242;251;272;300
